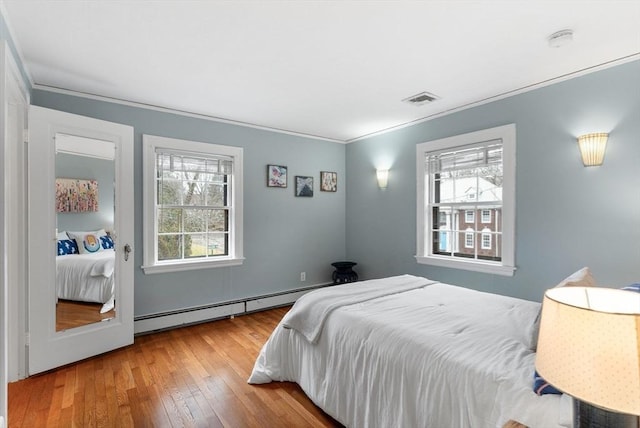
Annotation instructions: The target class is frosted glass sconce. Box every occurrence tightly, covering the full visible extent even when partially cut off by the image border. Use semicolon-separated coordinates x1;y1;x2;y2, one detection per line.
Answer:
577;133;608;166
376;169;389;189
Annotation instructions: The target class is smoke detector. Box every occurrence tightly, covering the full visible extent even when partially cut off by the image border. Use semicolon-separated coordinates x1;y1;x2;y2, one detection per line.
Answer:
548;29;573;48
402;91;440;105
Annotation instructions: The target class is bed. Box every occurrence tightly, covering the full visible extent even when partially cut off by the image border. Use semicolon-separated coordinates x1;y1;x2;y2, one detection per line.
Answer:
249;274;572;428
56;232;115;314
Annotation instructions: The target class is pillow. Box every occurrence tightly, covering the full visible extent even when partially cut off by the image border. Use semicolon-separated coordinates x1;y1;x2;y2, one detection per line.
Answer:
57;239;78;256
100;234;115;250
533;370;562;395
622;283;640;293
530;267;596;350
67;230;106;254
57;231;69;240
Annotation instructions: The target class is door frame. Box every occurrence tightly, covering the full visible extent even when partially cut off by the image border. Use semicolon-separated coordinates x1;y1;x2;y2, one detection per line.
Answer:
27;106;134;375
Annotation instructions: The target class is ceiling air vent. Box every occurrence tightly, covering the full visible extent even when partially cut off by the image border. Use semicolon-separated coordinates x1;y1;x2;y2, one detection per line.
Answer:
402;91;440;105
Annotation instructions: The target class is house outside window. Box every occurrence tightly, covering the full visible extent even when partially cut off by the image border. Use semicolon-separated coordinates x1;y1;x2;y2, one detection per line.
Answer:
415;124;516;276
142;134;244;274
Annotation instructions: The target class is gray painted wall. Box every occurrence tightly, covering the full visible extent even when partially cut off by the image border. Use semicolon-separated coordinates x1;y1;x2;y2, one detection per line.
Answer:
32;91;346;316
346;60;640;302
55;153;115;233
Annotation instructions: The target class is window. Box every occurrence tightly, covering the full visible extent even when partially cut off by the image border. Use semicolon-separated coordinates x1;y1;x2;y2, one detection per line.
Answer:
142;135;243;273
465;210;475;223
416;124;516;276
481;209;491;223
464;228;474;248
481;228;492;249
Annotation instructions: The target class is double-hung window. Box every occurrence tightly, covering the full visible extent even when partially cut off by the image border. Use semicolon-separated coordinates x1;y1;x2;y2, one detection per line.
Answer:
142;135;243;273
416;124;515;276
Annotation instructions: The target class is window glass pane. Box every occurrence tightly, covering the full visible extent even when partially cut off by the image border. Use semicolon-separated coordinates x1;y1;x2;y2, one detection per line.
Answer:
207;209;228;232
184;209;206;233
158;208;182;233
158;234;181;261
181;177;205;206
207;233;228;256
206;183;226;206
158;178;182;205
185;233;207;258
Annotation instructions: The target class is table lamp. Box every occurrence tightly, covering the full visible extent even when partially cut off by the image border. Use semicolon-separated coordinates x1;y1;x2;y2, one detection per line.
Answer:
535;286;640;428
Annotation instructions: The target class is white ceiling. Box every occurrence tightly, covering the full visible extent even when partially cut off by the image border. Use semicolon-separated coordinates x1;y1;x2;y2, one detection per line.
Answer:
3;1;639;142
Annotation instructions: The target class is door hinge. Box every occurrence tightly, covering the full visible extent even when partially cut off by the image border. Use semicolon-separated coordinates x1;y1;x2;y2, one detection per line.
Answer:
23;129;29;143
25;332;30;346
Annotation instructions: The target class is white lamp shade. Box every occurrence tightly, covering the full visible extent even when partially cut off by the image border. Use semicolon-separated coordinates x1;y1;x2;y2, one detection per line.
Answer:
376;169;389;189
577;133;608;166
535;287;640;415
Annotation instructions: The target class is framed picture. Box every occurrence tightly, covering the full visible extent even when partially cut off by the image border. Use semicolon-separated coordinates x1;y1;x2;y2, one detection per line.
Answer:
56;178;99;212
295;176;314;197
320;171;337;192
267;164;287;188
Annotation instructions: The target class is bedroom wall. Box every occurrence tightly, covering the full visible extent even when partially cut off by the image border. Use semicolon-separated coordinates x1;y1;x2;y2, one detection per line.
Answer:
55;153;115;233
32;91;347;317
345;60;640;302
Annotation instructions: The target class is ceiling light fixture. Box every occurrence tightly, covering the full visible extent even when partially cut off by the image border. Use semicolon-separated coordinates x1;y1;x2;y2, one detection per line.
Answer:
548;29;574;48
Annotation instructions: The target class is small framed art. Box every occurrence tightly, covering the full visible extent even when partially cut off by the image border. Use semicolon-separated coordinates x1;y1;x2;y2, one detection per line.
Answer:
267;164;287;188
295;176;314;197
320;171;337;192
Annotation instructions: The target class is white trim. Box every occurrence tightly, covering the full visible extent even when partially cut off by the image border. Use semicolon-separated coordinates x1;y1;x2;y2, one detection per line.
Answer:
142;134;244;274
0;2;35;87
32;84;345;144
416;124;516;277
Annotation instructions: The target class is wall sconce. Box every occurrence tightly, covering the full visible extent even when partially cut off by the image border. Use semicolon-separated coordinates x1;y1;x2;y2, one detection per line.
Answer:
577;133;608;167
376;169;389;189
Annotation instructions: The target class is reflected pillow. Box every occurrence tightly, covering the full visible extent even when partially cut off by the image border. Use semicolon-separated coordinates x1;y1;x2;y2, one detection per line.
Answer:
100;235;114;250
57;239;78;256
67;230;106;254
533;370;562;395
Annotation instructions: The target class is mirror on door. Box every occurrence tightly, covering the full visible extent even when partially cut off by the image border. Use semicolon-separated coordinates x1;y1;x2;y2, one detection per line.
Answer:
54;133;117;331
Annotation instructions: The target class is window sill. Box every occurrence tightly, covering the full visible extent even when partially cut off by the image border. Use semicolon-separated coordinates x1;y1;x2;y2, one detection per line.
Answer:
415;255;516;277
142;257;244;274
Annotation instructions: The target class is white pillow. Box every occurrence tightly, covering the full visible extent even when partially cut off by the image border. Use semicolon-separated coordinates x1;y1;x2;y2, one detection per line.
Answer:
530;267;597;350
67;229;107;254
57;231;69;240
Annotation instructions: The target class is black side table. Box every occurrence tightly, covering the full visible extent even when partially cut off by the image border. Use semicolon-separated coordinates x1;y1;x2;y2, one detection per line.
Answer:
331;261;358;284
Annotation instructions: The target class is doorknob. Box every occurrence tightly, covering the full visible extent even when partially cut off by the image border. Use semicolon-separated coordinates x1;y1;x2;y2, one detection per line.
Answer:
124;244;132;261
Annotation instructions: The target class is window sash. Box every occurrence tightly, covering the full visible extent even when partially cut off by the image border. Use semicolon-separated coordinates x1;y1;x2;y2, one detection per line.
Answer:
155;151;233;263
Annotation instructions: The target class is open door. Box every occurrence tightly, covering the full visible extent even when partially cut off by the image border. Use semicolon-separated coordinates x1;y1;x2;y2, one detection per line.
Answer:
28;106;134;374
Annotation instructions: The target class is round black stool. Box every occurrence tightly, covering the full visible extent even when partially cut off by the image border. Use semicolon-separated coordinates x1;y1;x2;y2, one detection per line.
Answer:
331;261;358;284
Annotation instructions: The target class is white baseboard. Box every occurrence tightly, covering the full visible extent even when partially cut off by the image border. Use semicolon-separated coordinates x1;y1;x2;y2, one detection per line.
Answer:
134;283;331;334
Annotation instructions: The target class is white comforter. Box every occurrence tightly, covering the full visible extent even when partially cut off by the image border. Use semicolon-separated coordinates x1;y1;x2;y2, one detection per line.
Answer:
249;275;572;428
56;251;115;313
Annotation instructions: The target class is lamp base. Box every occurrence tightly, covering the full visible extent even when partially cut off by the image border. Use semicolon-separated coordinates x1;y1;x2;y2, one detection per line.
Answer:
574;399;639;428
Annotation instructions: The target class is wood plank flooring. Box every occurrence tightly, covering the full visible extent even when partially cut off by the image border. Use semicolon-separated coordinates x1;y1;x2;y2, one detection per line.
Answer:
56;300;116;331
9;306;341;428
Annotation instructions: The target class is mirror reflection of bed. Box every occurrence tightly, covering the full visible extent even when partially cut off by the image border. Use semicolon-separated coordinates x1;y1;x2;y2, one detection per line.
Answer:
55;136;117;332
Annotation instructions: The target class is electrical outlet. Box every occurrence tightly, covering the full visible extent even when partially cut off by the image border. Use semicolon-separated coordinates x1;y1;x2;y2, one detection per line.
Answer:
300;272;306;282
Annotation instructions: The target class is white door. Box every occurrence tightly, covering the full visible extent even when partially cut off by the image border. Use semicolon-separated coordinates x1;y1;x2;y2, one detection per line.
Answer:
28;106;134;375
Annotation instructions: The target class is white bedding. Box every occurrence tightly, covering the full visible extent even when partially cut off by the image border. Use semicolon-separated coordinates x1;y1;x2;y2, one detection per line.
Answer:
56;251;115;313
249;274;572;428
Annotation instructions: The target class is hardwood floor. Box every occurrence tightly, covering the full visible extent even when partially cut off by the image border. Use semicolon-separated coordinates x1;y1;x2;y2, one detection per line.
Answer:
9;306;341;428
56;300;116;331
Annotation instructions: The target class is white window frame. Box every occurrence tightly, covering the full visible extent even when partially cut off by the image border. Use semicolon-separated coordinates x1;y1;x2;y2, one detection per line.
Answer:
481;228;492;250
464;228;475;248
481;209;491;223
415;124;516;276
465;210;475;223
142;134;244;274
